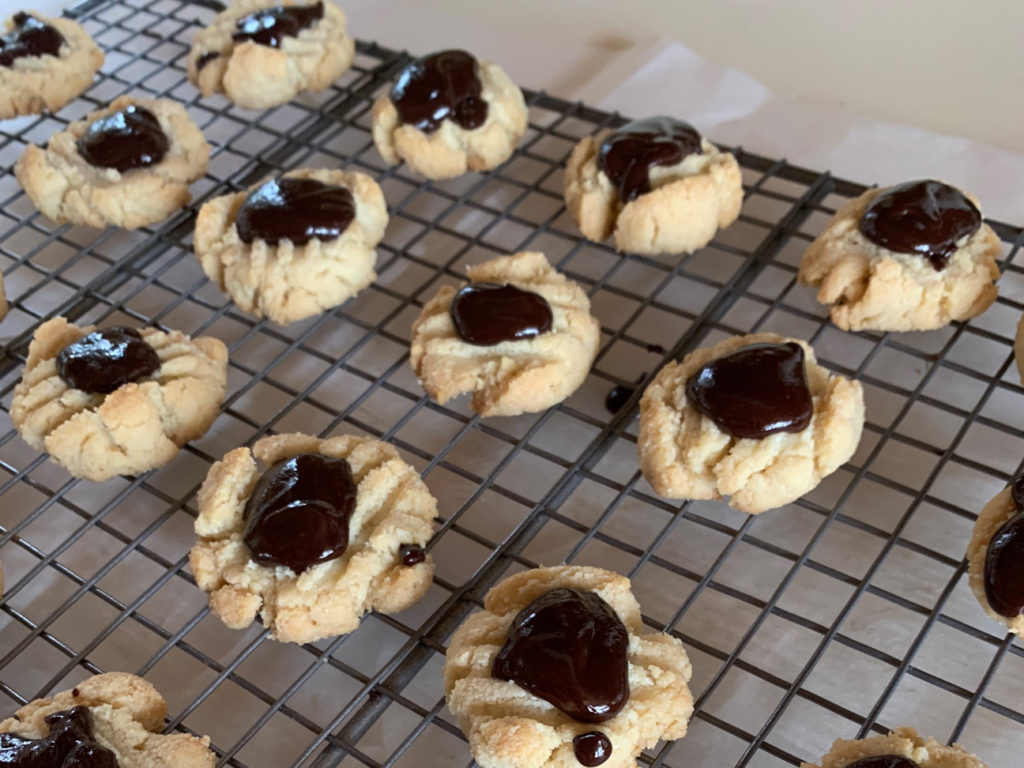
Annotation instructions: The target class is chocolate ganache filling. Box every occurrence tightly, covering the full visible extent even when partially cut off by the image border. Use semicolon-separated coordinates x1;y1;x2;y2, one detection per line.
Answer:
233;1;324;48
0;12;65;67
858;179;982;271
572;732;612;766
845;757;920;768
398;543;426;566
390;49;487;135
56;327;160;395
449;282;553;346
685;342;813;440
76;105;169;172
983;472;1024;618
492;587;630;724
0;706;118;768
597;116;703;203
243;452;357;574
234;177;355;246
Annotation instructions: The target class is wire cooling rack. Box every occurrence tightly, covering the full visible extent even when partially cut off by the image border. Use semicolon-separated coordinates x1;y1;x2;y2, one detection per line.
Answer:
2;0;1024;766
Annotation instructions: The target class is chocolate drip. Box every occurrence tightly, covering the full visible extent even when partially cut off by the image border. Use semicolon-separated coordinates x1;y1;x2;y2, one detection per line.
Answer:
399;543;426;566
234;177;355;246
0;13;65;67
243;453;357;574
196;51;219;70
597;116;703;202
0;706;118;767
572;732;612;766
685;342;813;440
845;757;920;768
233;1;323;48
57;327;160;395
449;282;553;346
983;472;1024;618
76;105;169;172
859;179;982;271
390;49;487;135
492;587;630;723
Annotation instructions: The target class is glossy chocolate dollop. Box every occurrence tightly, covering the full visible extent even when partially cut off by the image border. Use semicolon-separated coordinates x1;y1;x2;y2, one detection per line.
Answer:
0;12;65;67
0;706;118;768
572;732;612;767
233;1;323;48
449;282;553;346
983;475;1024;617
597;116;703;203
845;756;920;768
685;342;813;440
859;179;982;271
243;453;357;574
234;177;355;246
57;326;160;395
492;587;630;723
399;543;426;566
390;49;487;135
196;51;219;70
604;384;636;415
76;105;169;172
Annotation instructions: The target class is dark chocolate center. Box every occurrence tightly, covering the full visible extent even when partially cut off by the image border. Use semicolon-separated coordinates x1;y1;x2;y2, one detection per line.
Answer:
845;756;921;768
859;179;982;271
76;105;169;172
234;177;356;246
196;51;219;70
243;453;357;574
449;282;553;346
983;474;1024;618
56;327;160;395
233;1;324;48
491;587;630;723
572;732;612;766
0;706;119;768
685;342;813;440
597;116;703;203
398;543;426;566
0;12;65;67
390;49;487;135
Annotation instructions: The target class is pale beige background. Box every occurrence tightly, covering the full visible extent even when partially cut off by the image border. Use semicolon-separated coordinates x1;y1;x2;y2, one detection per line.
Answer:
392;0;1022;155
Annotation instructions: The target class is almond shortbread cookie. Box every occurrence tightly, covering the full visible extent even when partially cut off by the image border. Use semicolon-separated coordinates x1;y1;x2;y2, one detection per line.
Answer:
799;180;1001;332
0;672;215;766
0;11;104;120
638;332;864;514
410;251;600;417
966;475;1024;635
564;116;742;257
801;726;987;768
187;0;354;110
190;432;437;644
194;168;387;324
445;566;693;768
15;95;210;229
372;49;528;179
11;317;228;482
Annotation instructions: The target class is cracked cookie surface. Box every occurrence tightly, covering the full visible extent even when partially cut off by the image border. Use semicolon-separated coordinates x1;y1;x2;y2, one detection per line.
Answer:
15;95;210;229
410;251;601;417
372;52;528;179
190;432;438;644
0;11;104;120
194;167;387;324
638;332;864;514
801;726;987;768
0;672;215;767
187;0;354;110
11;317;228;481
563;130;742;257
798;184;1001;332
444;565;693;768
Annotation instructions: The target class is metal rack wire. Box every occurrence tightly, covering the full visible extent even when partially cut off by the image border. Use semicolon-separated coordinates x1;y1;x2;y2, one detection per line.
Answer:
1;0;1023;766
